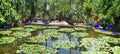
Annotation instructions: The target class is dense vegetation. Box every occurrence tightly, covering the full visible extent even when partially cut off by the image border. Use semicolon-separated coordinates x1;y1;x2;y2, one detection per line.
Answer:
0;0;120;31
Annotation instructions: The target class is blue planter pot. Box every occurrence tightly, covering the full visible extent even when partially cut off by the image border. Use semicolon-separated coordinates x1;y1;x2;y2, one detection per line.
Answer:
44;20;49;25
1;25;12;29
22;22;27;25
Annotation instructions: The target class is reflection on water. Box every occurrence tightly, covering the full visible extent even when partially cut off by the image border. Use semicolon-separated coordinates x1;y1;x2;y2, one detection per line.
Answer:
58;48;70;54
86;27;99;37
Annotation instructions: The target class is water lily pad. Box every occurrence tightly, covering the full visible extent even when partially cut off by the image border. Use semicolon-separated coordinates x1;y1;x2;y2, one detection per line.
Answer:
46;26;59;28
12;31;31;38
24;25;35;28
32;26;46;29
80;38;110;51
111;46;120;54
53;40;76;49
44;32;63;38
27;35;47;43
71;32;88;37
59;28;75;33
43;29;58;32
23;28;36;32
75;28;86;31
101;36;120;44
82;51;109;54
17;44;58;54
10;27;24;31
0;37;15;45
0;30;12;36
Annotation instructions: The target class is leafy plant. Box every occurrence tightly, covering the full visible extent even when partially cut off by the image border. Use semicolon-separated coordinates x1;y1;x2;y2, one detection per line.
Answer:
0;30;12;36
16;44;58;54
53;40;76;49
12;31;31;38
0;37;15;45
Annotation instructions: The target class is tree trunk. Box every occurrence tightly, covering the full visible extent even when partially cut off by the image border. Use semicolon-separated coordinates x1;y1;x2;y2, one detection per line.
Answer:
113;16;120;32
29;1;36;22
80;0;84;7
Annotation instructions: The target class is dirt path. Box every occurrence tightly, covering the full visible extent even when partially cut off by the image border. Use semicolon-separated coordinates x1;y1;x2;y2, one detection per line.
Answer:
31;20;69;25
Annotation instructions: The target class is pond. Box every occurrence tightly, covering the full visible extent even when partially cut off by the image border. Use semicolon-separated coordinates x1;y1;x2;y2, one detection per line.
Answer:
0;25;120;54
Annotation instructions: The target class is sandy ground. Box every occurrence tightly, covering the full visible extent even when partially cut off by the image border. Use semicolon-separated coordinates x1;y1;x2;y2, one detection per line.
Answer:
31;20;69;25
31;20;88;27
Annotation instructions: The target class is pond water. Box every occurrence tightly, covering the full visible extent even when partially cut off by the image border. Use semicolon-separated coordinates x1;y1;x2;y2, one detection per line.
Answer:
0;25;120;54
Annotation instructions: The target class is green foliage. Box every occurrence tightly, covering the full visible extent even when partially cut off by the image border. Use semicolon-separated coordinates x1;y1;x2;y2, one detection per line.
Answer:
0;37;15;45
17;44;58;54
53;40;76;49
107;0;120;18
0;0;21;25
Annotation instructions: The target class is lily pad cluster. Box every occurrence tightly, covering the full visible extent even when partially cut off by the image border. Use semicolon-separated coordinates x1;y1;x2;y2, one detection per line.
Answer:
101;36;120;44
111;46;120;54
71;32;88;37
0;30;12;36
58;28;75;33
80;38;110;51
23;28;36;32
43;29;57;33
10;27;24;31
46;26;59;28
24;25;35;28
53;40;76;49
82;51;109;54
27;35;47;43
75;28;86;31
43;29;63;38
0;37;15;45
32;26;46;29
12;31;31;38
44;32;63;38
17;44;58;54
25;25;46;29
